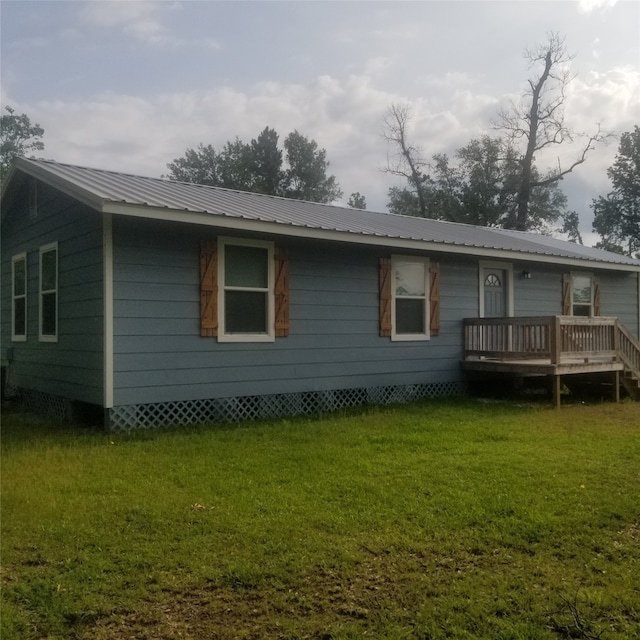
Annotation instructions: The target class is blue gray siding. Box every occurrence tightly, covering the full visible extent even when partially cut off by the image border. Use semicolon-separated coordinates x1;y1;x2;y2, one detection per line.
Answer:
0;182;104;404
111;217;640;407
111;217;478;406
599;271;639;333
514;264;566;316
513;262;639;333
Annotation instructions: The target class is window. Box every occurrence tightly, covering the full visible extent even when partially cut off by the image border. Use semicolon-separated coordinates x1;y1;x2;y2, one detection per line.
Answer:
571;273;593;316
39;243;58;341
485;273;501;287
12;253;27;341
392;256;430;341
571;274;592;316
562;272;601;317
218;238;274;342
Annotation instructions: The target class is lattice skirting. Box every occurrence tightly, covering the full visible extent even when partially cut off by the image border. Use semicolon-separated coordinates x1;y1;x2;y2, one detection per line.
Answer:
107;381;465;431
14;387;74;422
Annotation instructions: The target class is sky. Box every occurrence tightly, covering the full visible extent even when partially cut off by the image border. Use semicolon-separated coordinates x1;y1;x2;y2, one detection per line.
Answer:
1;0;639;244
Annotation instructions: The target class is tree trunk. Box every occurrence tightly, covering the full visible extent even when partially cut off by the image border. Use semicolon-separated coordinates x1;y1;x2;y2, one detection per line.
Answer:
514;50;552;231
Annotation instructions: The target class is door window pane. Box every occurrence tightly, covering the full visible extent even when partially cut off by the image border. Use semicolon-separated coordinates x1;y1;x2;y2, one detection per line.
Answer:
484;273;501;287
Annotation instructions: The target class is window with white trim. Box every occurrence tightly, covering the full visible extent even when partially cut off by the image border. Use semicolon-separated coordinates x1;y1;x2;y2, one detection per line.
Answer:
391;256;430;341
39;243;58;341
12;253;27;341
218;237;274;342
571;273;593;317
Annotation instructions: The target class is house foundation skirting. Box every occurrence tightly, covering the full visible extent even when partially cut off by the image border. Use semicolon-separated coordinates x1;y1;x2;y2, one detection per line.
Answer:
12;387;77;422
8;382;465;430
107;381;465;431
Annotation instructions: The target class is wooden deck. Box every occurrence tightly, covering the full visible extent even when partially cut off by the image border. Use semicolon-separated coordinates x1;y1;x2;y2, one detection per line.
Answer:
462;316;640;407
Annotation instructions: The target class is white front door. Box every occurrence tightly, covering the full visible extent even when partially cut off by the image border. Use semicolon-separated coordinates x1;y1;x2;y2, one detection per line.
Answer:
483;268;507;318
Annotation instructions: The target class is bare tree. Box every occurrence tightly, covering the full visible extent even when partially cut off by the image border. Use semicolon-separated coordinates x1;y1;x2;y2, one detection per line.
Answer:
496;33;610;230
382;104;429;216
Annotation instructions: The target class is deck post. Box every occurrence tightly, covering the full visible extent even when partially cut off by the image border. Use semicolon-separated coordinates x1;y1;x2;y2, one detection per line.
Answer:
552;375;562;409
550;316;561;365
613;371;620;403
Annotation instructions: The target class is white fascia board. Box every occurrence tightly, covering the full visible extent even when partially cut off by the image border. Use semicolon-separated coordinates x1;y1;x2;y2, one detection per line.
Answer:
11;158;106;211
102;201;640;274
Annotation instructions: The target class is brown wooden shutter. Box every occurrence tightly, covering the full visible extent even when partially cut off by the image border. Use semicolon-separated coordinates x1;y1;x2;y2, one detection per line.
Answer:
429;261;440;336
593;277;601;316
200;239;218;337
274;247;290;337
562;273;571;315
379;257;392;337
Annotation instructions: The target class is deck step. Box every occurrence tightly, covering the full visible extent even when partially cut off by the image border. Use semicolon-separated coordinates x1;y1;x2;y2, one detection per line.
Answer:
623;371;639;384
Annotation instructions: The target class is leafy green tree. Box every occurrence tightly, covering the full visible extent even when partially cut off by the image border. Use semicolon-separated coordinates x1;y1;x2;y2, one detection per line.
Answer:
0;106;45;183
217;138;255;191
250;127;283;195
282;131;343;203
387;186;422;217
387;135;568;232
592;126;640;257
455;138;520;227
347;192;367;209
167;128;342;203
166;143;219;185
560;210;583;245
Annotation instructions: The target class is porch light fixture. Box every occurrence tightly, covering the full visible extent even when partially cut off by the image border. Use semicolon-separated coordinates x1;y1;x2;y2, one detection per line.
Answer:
522;270;532;279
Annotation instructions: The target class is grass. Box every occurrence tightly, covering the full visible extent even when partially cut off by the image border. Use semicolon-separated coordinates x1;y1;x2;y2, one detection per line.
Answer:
1;398;639;639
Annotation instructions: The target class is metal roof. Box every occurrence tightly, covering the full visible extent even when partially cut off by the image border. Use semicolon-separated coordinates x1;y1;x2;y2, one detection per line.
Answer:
6;157;640;270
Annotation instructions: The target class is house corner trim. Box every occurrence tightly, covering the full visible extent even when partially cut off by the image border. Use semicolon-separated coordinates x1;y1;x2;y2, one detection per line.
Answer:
103;213;114;409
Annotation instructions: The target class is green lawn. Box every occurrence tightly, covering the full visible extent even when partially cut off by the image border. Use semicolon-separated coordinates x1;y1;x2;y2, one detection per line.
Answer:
1;399;639;639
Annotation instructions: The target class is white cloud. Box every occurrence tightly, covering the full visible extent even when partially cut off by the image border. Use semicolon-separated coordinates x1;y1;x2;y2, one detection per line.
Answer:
554;66;639;180
81;1;162;30
7;35;49;50
362;57;394;79
79;1;220;49
577;0;618;13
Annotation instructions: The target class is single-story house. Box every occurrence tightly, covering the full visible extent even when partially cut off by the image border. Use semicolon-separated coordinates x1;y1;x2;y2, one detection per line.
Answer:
2;158;639;429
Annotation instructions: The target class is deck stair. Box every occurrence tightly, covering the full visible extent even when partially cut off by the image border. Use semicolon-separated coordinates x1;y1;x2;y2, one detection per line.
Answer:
462;316;640;405
615;320;640;400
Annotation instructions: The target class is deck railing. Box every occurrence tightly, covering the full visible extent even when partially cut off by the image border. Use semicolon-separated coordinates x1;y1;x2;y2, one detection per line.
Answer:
616;320;640;380
463;316;555;361
463;316;622;364
463;316;640;401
